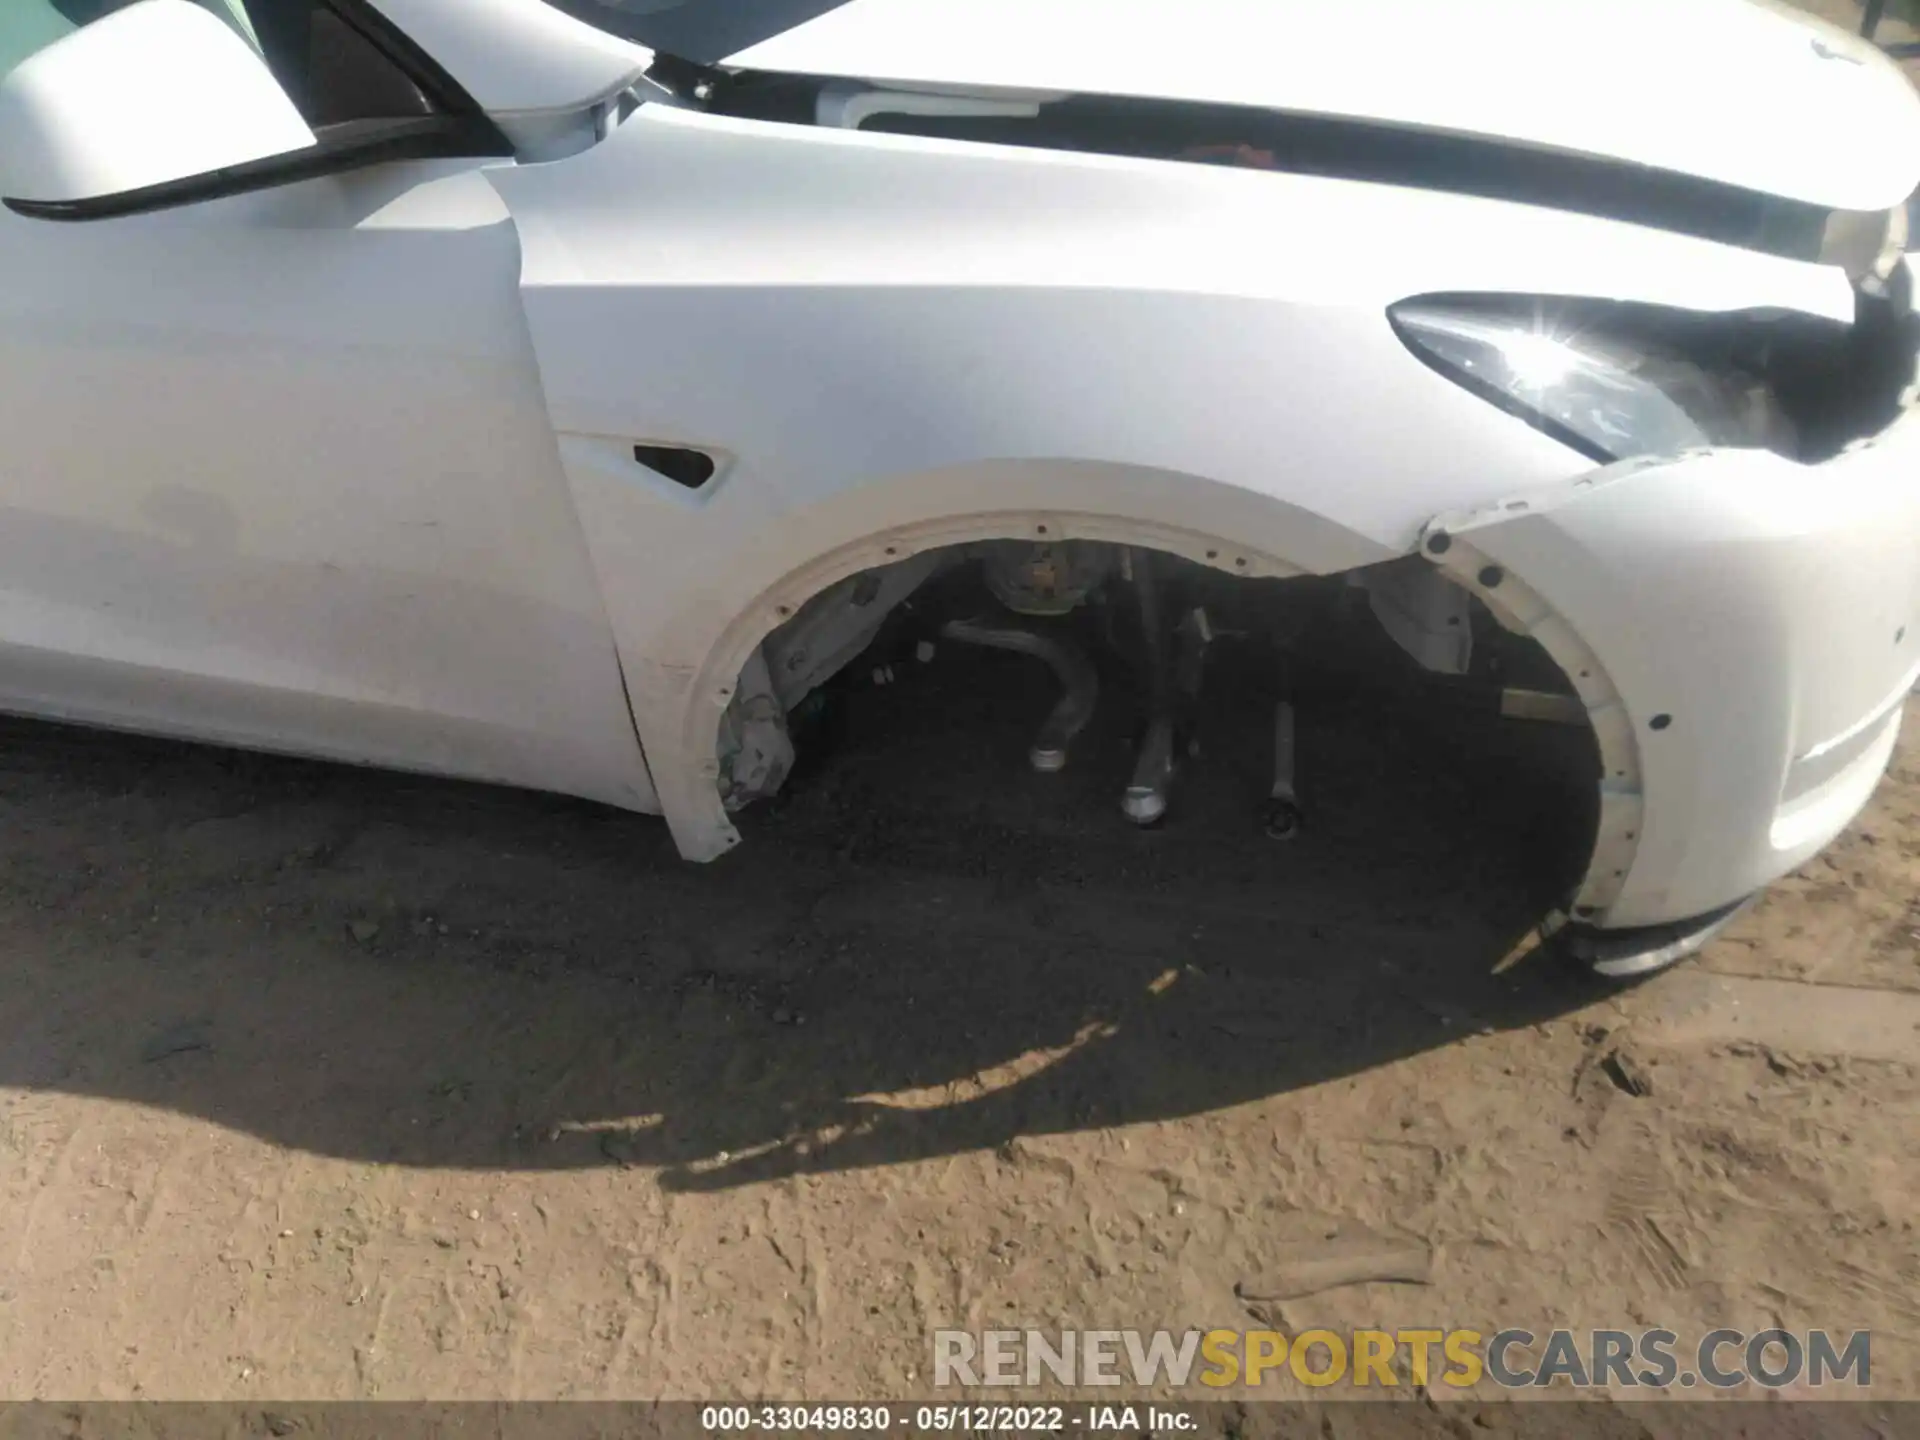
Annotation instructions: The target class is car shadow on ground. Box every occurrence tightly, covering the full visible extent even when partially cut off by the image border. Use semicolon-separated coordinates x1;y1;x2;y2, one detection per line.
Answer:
0;640;1616;1191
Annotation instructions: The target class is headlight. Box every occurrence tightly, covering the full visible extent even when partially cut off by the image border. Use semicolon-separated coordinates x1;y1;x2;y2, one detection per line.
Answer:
1390;301;1794;462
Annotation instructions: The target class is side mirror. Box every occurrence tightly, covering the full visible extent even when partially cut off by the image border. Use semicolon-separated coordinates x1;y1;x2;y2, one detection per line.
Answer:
0;0;316;207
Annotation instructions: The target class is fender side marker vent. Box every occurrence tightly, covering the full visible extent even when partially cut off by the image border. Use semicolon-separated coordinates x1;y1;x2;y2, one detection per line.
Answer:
633;444;718;490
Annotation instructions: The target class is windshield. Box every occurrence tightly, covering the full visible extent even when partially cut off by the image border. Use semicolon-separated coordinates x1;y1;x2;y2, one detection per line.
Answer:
542;0;854;64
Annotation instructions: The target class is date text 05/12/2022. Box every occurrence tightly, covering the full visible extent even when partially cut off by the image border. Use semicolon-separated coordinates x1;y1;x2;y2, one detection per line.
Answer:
699;1405;1193;1432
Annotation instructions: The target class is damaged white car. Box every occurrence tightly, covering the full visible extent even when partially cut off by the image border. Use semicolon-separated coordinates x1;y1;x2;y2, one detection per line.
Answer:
1;0;1916;976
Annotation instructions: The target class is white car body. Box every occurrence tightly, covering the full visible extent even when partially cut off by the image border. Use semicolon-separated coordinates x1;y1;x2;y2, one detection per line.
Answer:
0;0;1916;967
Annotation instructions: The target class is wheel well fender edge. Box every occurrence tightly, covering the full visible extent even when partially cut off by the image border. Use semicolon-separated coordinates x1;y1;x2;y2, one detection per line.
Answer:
639;508;1342;862
1417;521;1645;923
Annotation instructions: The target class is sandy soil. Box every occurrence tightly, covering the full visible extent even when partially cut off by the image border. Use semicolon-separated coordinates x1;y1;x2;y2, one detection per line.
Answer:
0;617;1913;1403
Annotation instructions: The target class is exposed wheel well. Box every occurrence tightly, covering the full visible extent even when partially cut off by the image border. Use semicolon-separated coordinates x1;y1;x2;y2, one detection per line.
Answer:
675;514;1643;930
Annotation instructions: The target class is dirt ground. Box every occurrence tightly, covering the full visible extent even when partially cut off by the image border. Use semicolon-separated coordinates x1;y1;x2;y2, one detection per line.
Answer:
0;612;1913;1404
1;0;1918;1412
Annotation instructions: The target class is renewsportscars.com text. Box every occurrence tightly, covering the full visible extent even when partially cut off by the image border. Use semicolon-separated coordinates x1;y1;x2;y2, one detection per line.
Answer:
933;1327;1871;1390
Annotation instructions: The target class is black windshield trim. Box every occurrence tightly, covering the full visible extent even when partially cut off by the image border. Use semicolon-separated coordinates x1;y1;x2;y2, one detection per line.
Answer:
323;0;510;148
541;0;854;65
711;78;1841;264
4;115;506;222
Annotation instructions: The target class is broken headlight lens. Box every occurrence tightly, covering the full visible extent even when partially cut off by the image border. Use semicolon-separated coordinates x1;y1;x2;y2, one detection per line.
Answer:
1390;302;1792;462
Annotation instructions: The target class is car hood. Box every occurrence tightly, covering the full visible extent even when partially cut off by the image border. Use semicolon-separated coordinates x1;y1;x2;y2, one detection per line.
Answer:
723;0;1920;213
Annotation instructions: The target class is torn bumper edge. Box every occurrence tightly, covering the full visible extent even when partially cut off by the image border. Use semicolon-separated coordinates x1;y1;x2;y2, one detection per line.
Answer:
1565;894;1759;980
1421;386;1920;932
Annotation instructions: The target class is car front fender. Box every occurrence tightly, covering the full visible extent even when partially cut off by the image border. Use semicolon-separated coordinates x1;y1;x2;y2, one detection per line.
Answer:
481;99;1877;867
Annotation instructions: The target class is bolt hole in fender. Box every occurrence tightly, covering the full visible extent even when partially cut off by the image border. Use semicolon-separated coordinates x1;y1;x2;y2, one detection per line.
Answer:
674;513;1303;852
681;511;1634;977
710;506;1858;990
1414;522;1650;970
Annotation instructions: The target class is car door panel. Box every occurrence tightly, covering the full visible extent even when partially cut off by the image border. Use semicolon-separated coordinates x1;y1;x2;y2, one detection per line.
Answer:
0;168;656;810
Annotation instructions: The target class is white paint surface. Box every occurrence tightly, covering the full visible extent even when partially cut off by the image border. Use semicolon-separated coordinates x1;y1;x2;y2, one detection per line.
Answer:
729;0;1920;212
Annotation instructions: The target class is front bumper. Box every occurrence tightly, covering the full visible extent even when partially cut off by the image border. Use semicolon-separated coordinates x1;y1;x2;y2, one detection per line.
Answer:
1565;895;1760;980
1424;355;1920;931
